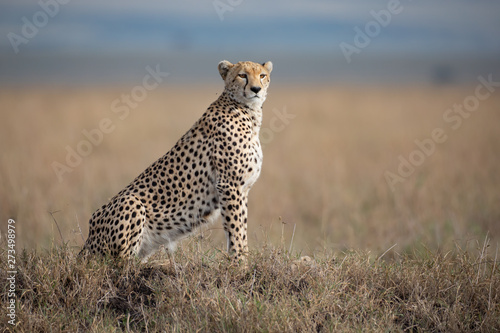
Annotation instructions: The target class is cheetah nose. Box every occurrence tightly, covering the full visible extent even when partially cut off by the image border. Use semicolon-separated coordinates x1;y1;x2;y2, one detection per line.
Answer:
250;86;261;94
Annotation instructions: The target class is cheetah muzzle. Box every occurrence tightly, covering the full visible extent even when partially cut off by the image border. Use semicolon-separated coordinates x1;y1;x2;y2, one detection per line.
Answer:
80;60;273;263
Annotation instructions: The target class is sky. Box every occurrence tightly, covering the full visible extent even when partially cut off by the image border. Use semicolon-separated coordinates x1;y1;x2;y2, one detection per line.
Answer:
1;0;499;85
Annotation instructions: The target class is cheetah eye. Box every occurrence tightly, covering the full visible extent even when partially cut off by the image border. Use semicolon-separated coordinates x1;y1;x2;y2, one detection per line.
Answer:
260;74;266;79
238;73;247;79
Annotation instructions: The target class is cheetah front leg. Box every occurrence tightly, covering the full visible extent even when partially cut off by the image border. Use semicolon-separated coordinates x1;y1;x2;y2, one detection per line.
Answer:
218;183;249;262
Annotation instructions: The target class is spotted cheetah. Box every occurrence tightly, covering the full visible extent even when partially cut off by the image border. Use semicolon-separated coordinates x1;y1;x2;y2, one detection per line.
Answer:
80;60;273;262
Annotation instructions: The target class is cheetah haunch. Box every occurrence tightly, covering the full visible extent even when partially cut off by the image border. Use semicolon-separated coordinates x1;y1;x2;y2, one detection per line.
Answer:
81;60;273;262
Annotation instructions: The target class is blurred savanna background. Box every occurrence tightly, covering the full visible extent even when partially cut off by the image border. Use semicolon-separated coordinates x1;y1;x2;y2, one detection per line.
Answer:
1;0;500;257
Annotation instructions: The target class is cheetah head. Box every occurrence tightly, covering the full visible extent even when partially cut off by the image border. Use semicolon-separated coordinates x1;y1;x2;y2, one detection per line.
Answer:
218;60;273;110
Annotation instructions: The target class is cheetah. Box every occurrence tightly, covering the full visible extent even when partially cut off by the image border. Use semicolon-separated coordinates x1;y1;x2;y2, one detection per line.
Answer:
80;60;273;262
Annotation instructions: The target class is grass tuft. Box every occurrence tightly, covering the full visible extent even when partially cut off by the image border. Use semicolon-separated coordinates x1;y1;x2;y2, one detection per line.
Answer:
1;241;499;332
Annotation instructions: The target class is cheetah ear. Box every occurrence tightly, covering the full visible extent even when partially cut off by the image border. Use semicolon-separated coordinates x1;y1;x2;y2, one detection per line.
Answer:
262;61;273;74
218;60;234;80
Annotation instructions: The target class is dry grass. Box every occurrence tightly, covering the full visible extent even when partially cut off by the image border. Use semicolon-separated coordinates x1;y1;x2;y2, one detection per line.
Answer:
0;239;499;332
